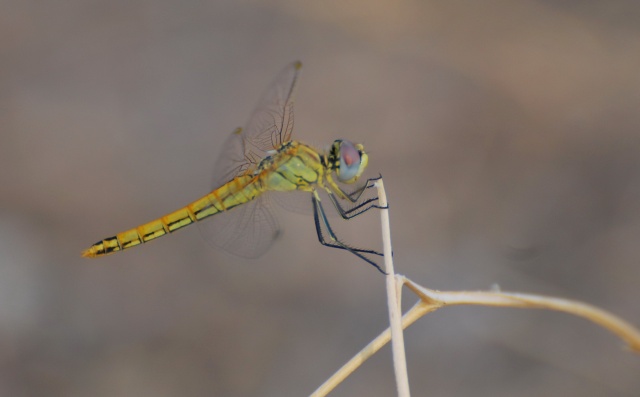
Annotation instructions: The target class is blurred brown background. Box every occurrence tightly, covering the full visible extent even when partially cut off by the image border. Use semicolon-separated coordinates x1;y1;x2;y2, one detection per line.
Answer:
1;1;640;396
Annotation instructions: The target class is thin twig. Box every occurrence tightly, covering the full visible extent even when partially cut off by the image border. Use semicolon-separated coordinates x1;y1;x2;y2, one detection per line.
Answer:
403;278;640;353
309;299;432;397
310;276;640;396
376;179;411;397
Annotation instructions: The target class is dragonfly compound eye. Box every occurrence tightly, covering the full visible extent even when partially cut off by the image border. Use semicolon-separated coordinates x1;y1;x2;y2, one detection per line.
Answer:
337;140;368;183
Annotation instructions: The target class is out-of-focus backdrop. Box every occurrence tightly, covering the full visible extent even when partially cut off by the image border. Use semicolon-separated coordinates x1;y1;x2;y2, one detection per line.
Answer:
2;1;640;396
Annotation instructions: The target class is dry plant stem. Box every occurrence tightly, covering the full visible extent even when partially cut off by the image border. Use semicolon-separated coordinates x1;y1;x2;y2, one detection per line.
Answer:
309;299;432;397
310;276;640;397
403;277;640;353
376;179;411;397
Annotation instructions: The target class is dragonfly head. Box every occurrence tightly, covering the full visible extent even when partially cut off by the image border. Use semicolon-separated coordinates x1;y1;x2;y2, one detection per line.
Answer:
329;139;369;184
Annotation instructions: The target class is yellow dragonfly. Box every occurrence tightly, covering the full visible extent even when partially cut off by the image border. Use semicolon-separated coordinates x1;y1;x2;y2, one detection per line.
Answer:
82;61;384;272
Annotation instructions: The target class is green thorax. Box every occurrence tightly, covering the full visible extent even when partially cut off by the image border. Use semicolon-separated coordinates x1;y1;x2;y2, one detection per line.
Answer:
258;141;325;192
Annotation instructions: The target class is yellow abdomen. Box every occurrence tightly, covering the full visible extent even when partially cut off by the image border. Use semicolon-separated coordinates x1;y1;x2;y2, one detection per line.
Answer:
82;175;260;257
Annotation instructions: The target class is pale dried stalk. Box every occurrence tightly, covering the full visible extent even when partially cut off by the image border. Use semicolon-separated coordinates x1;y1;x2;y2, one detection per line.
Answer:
376;179;410;397
311;276;640;396
403;277;640;353
309;299;434;397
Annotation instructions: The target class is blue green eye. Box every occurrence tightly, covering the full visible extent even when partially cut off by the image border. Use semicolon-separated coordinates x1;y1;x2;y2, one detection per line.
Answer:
338;140;361;182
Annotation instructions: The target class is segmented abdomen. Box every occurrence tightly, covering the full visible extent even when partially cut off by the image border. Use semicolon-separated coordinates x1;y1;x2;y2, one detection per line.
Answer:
82;175;260;257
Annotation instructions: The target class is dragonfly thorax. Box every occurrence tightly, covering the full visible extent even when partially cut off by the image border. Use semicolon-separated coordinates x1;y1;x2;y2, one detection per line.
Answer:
253;141;322;192
254;141;295;174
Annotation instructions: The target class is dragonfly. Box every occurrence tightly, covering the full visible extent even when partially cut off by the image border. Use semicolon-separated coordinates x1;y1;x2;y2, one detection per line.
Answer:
82;61;385;272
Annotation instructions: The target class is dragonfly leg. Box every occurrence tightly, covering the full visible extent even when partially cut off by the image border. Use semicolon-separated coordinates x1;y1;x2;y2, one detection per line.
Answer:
312;192;386;274
328;175;388;219
327;192;384;220
344;174;383;203
313;194;383;257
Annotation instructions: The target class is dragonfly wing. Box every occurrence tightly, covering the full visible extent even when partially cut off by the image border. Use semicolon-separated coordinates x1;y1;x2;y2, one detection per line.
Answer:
199;195;280;259
211;127;255;187
211;61;302;186
241;60;302;155
200;62;302;258
270;190;316;215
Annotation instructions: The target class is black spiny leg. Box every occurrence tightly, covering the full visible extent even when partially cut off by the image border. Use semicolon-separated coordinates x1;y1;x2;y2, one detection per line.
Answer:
312;192;386;274
329;175;388;219
327;192;384;220
344;174;384;203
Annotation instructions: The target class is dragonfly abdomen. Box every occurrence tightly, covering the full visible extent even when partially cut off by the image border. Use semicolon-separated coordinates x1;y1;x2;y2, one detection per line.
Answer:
82;175;262;258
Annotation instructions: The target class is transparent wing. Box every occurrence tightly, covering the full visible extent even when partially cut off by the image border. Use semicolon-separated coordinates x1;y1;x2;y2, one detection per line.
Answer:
210;127;256;188
241;60;302;158
198;62;302;257
210;61;302;187
270;190;314;215
199;129;276;257
198;195;280;259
